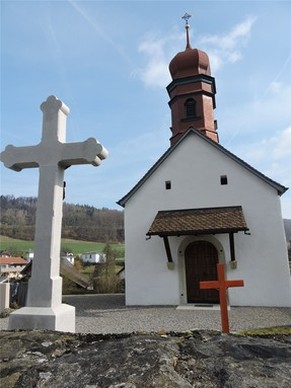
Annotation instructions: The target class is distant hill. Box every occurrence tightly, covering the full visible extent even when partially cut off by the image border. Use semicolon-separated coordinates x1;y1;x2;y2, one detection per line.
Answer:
0;195;124;242
284;219;291;242
0;194;290;245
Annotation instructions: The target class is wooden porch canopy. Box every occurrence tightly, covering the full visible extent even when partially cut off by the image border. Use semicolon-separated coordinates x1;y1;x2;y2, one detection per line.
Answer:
146;206;249;263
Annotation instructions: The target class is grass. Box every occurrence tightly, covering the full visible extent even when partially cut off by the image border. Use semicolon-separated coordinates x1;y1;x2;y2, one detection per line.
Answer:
81;265;96;275
0;235;124;257
239;326;291;336
0;236;35;254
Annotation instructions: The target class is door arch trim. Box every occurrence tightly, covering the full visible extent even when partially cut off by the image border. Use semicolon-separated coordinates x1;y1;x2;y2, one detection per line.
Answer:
177;236;225;305
185;241;218;303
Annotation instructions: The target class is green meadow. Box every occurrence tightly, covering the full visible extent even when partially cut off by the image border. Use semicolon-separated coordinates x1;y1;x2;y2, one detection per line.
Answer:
0;235;124;257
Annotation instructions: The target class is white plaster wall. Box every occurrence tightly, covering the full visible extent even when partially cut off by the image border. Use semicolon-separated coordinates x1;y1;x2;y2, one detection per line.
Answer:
124;132;291;307
124;207;180;305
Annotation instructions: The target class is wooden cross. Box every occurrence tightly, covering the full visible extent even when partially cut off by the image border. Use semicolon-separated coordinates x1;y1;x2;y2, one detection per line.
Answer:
200;263;244;333
0;95;108;331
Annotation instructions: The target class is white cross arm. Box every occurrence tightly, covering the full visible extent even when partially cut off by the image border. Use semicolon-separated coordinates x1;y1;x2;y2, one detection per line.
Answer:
60;137;108;168
0;145;39;171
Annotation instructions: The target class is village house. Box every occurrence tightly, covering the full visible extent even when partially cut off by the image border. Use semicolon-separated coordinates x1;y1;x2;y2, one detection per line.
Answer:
24;250;75;265
81;252;106;264
62;252;75;265
118;18;291;308
0;256;28;282
25;250;34;262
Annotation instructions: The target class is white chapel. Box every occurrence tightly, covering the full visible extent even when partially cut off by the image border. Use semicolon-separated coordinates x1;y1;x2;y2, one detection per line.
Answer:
118;18;291;308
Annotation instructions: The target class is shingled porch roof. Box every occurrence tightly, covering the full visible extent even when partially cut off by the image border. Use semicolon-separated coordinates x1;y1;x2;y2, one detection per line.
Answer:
147;206;249;236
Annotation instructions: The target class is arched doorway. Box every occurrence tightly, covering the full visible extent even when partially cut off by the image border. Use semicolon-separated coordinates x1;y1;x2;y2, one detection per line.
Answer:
185;241;219;303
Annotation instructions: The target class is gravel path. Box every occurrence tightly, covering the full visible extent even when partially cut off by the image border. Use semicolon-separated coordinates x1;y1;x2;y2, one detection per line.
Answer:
1;294;290;333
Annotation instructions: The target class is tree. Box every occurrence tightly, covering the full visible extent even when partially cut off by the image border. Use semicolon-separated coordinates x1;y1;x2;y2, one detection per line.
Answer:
74;256;84;272
93;243;121;293
0;195;124;243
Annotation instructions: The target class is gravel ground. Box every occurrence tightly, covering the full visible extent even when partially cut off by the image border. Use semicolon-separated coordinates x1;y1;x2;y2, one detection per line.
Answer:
1;294;290;333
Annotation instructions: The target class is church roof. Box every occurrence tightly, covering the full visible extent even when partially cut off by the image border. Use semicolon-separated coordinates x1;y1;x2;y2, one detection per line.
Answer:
147;206;248;236
117;128;288;207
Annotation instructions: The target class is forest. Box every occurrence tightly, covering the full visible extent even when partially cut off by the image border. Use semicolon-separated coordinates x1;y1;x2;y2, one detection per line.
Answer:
0;195;124;242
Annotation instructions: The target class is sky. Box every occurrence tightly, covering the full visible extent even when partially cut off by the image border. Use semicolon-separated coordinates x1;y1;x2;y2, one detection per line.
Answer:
1;0;291;218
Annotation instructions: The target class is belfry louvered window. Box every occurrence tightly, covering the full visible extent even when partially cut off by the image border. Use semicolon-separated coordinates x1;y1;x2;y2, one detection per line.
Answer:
185;98;196;118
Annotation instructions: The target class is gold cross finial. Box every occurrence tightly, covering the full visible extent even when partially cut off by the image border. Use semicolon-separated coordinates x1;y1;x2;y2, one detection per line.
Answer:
181;13;192;49
182;12;191;26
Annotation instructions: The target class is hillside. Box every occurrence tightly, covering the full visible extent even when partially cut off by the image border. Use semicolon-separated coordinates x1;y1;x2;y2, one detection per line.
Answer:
0;195;124;243
0;235;124;258
284;219;291;242
1;195;290;244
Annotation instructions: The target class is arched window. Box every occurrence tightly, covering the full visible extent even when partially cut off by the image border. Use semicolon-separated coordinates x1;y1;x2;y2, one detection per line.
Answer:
185;98;196;118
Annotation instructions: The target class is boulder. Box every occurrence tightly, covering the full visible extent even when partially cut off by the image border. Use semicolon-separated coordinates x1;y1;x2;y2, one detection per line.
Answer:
0;330;290;387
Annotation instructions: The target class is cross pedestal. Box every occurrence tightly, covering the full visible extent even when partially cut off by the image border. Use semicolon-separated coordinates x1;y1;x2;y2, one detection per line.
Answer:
0;95;108;332
200;263;244;333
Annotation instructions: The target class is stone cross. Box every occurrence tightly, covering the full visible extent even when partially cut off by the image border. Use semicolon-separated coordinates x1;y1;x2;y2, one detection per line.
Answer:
200;263;244;333
0;95;108;332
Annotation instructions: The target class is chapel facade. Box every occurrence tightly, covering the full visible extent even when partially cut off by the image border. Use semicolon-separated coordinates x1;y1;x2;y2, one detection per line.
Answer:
118;18;291;307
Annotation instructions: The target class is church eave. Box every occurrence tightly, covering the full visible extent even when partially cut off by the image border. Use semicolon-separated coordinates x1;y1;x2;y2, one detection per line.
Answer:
148;228;247;237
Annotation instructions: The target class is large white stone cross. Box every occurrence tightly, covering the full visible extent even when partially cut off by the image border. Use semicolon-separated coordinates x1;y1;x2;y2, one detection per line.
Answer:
0;95;108;332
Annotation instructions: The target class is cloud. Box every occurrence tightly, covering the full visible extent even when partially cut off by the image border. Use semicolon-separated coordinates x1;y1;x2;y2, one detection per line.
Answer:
137;16;256;88
136;32;181;88
200;16;256;51
229;125;291;217
232;125;291;189
273;126;291;158
199;16;256;71
234;125;291;162
138;39;170;88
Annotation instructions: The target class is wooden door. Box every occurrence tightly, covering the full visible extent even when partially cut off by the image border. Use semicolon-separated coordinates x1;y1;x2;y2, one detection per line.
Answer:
185;241;219;303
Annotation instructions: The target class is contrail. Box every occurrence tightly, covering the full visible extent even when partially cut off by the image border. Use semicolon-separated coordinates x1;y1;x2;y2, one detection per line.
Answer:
67;0;135;68
262;52;291;98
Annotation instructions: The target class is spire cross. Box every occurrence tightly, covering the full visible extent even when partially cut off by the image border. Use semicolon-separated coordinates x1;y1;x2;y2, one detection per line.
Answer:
181;12;192;49
182;12;191;25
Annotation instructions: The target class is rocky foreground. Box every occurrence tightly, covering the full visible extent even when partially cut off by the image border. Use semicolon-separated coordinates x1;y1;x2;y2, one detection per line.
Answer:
0;330;290;387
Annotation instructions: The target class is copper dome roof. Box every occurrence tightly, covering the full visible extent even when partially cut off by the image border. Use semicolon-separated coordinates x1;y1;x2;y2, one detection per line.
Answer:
169;47;211;79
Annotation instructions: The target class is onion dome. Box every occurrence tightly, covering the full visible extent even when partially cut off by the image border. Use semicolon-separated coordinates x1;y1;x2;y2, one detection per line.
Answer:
169;48;211;79
169;14;211;79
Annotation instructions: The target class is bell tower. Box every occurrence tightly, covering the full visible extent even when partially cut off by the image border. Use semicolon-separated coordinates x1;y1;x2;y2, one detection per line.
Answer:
167;13;218;146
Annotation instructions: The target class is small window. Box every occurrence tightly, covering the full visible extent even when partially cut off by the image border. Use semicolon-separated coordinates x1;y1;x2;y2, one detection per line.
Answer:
220;175;228;185
185;98;196;118
165;180;171;190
